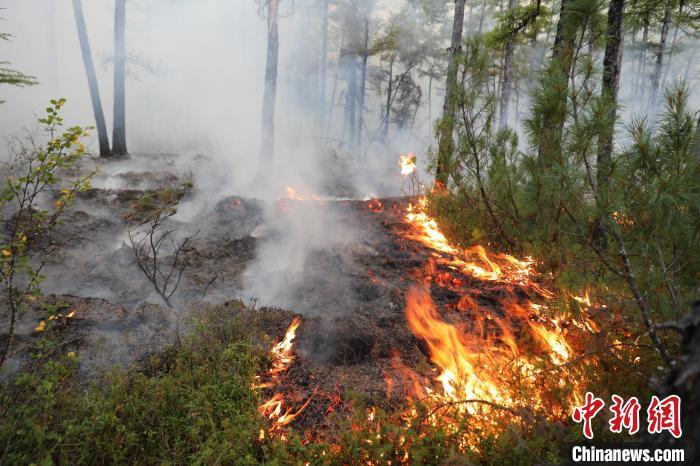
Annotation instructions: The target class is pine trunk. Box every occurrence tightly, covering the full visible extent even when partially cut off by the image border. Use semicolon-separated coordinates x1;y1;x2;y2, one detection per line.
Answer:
383;58;394;141
594;0;625;243
260;0;280;167
649;0;672;114
435;0;467;185
346;55;357;145
498;0;517;129
357;15;369;150
318;0;329;135
72;0;111;157
112;0;128;157
536;0;574;164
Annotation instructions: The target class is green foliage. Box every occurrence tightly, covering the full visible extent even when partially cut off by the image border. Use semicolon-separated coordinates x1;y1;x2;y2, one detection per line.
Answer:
1;100;95;367
0;30;38;103
0;308;271;465
486;2;551;46
0;300;656;466
610;83;700;317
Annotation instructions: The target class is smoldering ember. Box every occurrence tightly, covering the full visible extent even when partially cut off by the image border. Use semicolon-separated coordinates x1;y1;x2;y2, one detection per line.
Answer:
1;1;699;465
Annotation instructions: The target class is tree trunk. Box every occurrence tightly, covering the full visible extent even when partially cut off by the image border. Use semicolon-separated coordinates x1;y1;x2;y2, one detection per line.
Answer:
112;0;128;157
72;0;111;157
428;72;433;138
594;0;625;244
383;58;394;141
48;1;59;95
498;0;517;129
259;0;280;169
634;19;649;100
346;55;357;146
660;26;678;91
649;0;672;115
357;14;369;150
318;0;330;136
478;0;486;35
536;0;574;165
435;0;467;185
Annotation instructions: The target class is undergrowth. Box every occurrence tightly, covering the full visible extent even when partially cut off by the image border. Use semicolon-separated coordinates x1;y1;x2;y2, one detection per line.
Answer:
0;299;621;466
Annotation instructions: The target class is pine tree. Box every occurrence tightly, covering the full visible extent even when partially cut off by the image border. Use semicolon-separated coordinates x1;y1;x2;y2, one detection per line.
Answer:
112;0;129;157
72;0;111;157
435;0;467;185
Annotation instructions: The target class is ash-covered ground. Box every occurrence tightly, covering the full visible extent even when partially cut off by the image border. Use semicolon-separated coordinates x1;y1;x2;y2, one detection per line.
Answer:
2;154;433;412
3;154;574;436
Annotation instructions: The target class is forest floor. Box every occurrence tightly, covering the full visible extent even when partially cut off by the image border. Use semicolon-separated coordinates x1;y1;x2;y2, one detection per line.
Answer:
3;153;579;442
4;155;430;420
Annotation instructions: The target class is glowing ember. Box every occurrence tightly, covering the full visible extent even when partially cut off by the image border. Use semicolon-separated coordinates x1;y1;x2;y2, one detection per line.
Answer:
285;186;323;202
399;153;417;176
367;198;383;213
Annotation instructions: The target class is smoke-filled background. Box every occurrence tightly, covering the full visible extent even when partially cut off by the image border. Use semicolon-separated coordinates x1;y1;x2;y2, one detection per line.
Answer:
0;0;434;196
2;0;698;177
1;0;699;314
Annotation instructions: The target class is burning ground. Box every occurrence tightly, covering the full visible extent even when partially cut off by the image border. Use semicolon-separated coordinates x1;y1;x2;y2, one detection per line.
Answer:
253;195;619;448
2;154;627;455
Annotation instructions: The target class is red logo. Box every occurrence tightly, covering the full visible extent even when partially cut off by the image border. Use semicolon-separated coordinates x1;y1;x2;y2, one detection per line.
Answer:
609;395;641;435
573;393;682;439
647;395;682;438
572;392;606;439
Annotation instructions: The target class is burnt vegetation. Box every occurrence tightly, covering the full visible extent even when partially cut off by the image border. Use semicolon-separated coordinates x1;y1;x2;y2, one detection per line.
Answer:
1;0;700;464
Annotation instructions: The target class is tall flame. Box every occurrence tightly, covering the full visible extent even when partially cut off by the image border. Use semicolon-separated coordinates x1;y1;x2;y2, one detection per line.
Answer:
401;197;584;425
257;317;310;433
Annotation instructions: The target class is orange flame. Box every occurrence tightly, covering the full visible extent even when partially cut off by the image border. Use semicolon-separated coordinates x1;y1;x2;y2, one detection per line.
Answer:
399;153;417;176
257;317;309;433
401;197;585;429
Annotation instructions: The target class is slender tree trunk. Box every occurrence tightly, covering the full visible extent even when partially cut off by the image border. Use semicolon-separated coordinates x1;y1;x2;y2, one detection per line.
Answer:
660;28;678;90
478;0;486;35
346;56;357;145
318;0;330;136
594;0;625;244
72;0;111;157
48;1;59;95
634;19;649;101
357;14;369;150
498;0;517;129
428;72;433;138
435;0;467;185
327;45;342;138
343;0;358;146
536;0;574;164
383;58;394;141
112;0;128;157
259;0;280;169
649;0;672;115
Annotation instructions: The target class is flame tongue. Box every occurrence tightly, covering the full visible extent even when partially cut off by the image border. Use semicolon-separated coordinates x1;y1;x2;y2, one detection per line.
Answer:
401;197;582;422
406;285;507;409
257;317;309;434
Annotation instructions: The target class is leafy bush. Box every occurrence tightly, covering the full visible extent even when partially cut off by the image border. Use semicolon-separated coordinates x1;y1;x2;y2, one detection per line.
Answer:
0;306;271;465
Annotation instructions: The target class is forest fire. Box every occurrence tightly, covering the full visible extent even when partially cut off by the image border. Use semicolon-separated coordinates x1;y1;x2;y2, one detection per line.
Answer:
285;186;323;202
397;196;587;436
399;153;416;176
256;317;311;432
